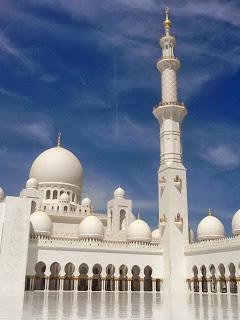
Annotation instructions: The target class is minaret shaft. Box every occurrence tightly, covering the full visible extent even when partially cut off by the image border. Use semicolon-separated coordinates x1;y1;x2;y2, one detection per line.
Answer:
153;8;189;294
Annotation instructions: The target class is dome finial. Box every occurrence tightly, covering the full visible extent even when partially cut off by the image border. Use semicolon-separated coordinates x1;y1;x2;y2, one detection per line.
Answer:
163;6;171;34
57;132;61;147
165;6;169;20
208;208;212;216
137;212;140;220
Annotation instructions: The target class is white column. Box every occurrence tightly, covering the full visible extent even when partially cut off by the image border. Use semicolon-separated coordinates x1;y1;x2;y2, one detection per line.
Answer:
60;277;64;291
44;277;49;291
74;278;78;291
128;279;131;291
30;278;34;291
102;278;105;291
88;279;92;291
140;279;144;292
153;279;156;292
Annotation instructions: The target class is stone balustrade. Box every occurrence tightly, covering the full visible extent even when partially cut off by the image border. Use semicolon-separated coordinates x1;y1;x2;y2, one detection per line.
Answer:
29;235;162;253
185;235;240;254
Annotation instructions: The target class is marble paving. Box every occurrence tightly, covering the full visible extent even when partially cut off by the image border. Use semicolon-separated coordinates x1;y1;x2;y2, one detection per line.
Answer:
0;292;239;319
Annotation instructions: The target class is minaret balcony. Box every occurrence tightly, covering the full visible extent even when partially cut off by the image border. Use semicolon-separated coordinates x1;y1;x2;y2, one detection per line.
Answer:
153;102;187;123
157;57;180;72
154;101;185;109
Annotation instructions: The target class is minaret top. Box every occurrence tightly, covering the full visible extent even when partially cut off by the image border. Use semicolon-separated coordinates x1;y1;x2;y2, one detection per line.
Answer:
163;7;171;35
57;132;61;147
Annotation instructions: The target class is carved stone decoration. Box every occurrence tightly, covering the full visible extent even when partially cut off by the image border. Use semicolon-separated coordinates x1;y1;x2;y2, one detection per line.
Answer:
159;214;167;237
160;214;167;224
174;213;183;232
159;176;166;196
174;175;182;192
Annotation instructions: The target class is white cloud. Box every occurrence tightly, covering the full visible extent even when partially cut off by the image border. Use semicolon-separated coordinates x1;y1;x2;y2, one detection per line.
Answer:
0;148;26;169
202;144;240;167
0;87;30;101
79;115;158;152
174;0;240;27
14;121;54;146
0;31;38;72
0;31;20;57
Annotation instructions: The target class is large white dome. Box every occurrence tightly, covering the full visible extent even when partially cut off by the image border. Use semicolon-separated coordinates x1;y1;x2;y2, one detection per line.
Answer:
30;146;83;188
197;211;225;241
232;209;240;236
127;218;151;242
79;215;104;239
151;228;160;241
30;210;53;236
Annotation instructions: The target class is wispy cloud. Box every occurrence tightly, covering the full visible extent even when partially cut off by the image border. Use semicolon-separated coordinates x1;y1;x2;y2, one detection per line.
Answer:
0;31;21;57
0;87;30;101
201;144;240;167
80;115;158;152
190;122;240;169
13;121;54;146
0;148;26;169
0;30;37;72
174;0;240;27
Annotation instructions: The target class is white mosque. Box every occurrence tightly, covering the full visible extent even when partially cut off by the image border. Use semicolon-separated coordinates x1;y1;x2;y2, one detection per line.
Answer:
0;8;240;296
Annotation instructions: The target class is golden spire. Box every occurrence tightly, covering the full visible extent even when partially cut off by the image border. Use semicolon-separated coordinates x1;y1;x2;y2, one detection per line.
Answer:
57;132;61;147
208;208;212;216
163;6;171;34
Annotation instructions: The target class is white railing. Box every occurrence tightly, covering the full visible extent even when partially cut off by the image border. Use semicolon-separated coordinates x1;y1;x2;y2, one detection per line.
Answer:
185;235;240;254
30;235;162;253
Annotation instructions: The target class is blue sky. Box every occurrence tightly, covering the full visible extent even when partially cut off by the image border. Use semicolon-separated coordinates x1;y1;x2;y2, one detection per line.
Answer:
0;0;240;234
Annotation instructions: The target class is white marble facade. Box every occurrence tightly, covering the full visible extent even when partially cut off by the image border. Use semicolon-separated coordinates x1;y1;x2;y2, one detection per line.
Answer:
0;8;240;296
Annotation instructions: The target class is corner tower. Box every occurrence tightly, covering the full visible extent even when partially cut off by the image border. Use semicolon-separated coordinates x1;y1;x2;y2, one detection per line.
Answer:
153;8;189;293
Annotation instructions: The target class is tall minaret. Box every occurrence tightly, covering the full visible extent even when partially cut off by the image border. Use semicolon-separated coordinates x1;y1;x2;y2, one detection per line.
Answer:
153;8;189;293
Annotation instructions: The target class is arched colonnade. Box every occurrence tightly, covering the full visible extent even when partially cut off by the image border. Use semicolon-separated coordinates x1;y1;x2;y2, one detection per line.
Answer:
188;263;239;294
25;262;162;292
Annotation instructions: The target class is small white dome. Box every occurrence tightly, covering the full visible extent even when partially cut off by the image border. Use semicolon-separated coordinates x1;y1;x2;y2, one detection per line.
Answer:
60;192;70;202
189;228;195;243
30;146;83;188
197;210;225;241
114;187;125;199
79;215;104;239
232;209;240;236
151;228;160;241
127;218;151;242
26;177;38;189
81;197;92;206
0;187;5;201
30;211;53;236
